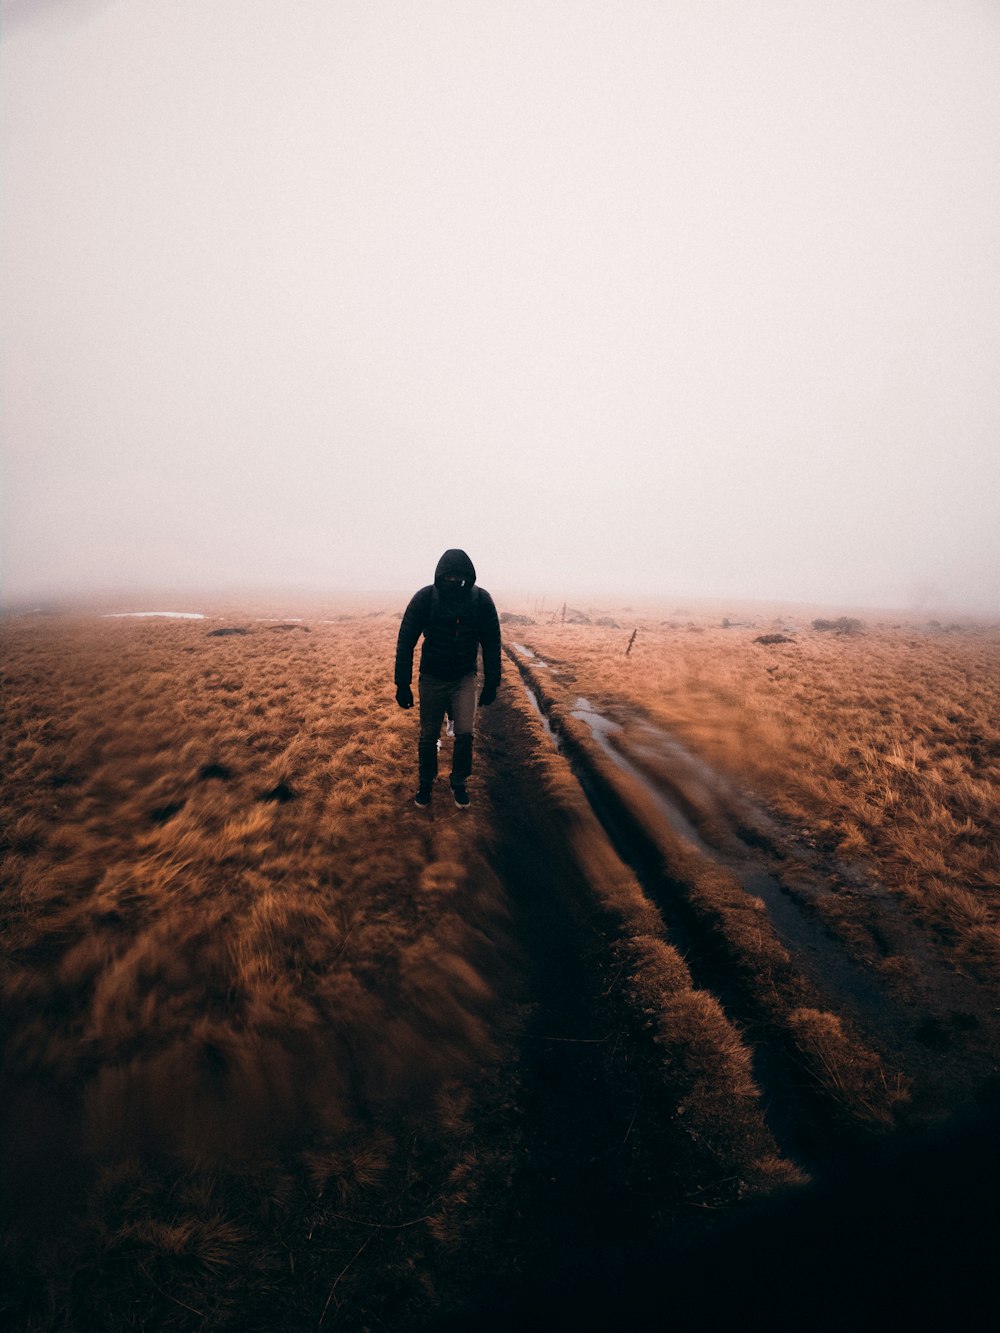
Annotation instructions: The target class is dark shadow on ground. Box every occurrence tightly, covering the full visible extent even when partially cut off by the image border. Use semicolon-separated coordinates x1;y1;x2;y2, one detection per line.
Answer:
437;1099;1000;1330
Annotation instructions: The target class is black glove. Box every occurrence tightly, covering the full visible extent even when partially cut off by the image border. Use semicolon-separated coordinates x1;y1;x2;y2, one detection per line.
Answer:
395;684;414;709
478;683;497;707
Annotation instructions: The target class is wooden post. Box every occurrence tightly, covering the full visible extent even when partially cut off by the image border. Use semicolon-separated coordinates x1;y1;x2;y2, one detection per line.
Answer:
625;628;637;656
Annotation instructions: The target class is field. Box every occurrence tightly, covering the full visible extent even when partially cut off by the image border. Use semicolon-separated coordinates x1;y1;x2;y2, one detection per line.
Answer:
2;599;999;1329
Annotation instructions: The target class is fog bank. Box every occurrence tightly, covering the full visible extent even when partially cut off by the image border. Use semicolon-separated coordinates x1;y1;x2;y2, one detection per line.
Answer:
3;1;999;612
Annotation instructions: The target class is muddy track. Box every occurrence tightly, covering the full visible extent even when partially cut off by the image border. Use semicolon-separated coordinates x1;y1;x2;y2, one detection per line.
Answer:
506;643;1000;1133
470;697;760;1290
440;692;789;1327
434;660;1000;1327
503;651;901;1161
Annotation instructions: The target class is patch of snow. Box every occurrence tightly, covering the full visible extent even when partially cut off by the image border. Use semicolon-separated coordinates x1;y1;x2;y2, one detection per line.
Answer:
102;611;206;620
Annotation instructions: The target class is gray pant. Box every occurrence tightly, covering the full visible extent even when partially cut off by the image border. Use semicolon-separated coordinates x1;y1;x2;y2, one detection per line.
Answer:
417;672;477;788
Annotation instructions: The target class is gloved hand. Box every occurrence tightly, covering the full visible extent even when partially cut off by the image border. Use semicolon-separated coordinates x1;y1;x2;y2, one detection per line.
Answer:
478;683;497;707
395;684;414;709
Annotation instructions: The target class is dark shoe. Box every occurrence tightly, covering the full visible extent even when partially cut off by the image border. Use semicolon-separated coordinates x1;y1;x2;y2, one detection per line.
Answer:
452;785;470;809
414;786;432;809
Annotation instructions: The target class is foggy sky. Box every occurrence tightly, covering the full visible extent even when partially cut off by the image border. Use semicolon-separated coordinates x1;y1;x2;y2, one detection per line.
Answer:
2;0;999;611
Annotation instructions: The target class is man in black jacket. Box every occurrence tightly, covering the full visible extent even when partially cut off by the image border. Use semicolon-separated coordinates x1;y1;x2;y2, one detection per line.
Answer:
394;549;501;809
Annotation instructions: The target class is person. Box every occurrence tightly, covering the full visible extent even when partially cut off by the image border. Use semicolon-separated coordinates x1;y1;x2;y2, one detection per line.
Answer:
394;549;501;809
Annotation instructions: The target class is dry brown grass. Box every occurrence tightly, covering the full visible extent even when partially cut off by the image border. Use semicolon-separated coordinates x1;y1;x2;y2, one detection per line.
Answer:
7;599;977;1325
0;607;513;1328
516;611;1000;956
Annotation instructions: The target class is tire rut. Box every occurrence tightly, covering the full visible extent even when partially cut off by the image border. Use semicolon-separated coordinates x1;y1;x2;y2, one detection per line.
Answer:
505;645;915;1163
463;693;793;1313
520;646;1000;1128
437;661;1000;1328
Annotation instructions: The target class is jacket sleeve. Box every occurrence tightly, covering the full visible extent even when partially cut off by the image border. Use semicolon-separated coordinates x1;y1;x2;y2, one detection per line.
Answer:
394;589;430;686
479;590;502;690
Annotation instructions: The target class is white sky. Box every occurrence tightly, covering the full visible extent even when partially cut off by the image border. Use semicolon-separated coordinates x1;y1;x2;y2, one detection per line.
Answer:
2;0;999;610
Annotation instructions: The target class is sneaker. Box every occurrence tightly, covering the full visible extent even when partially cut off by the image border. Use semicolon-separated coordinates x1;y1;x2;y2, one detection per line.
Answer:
414;786;432;808
452;785;470;810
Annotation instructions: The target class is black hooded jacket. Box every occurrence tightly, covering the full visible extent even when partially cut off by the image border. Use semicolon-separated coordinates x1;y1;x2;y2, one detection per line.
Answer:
394;550;502;689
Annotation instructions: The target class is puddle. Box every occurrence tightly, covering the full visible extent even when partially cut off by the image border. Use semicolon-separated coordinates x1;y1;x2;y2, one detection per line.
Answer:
572;699;708;851
511;641;549;669
518;676;561;750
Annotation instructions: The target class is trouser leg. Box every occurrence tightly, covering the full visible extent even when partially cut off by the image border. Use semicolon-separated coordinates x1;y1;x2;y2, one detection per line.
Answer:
449;675;477;786
417;675;449;787
417;739;439;787
452;734;473;785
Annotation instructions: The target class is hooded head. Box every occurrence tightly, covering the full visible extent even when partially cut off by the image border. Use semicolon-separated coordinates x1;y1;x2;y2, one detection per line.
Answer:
433;549;477;612
434;549;477;589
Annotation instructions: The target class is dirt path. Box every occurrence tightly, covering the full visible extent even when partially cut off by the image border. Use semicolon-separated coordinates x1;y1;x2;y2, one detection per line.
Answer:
432;644;1000;1325
448;686;784;1322
506;643;1000;1125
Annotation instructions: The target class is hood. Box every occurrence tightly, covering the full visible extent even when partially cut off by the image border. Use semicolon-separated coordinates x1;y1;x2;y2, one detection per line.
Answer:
434;549;477;587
